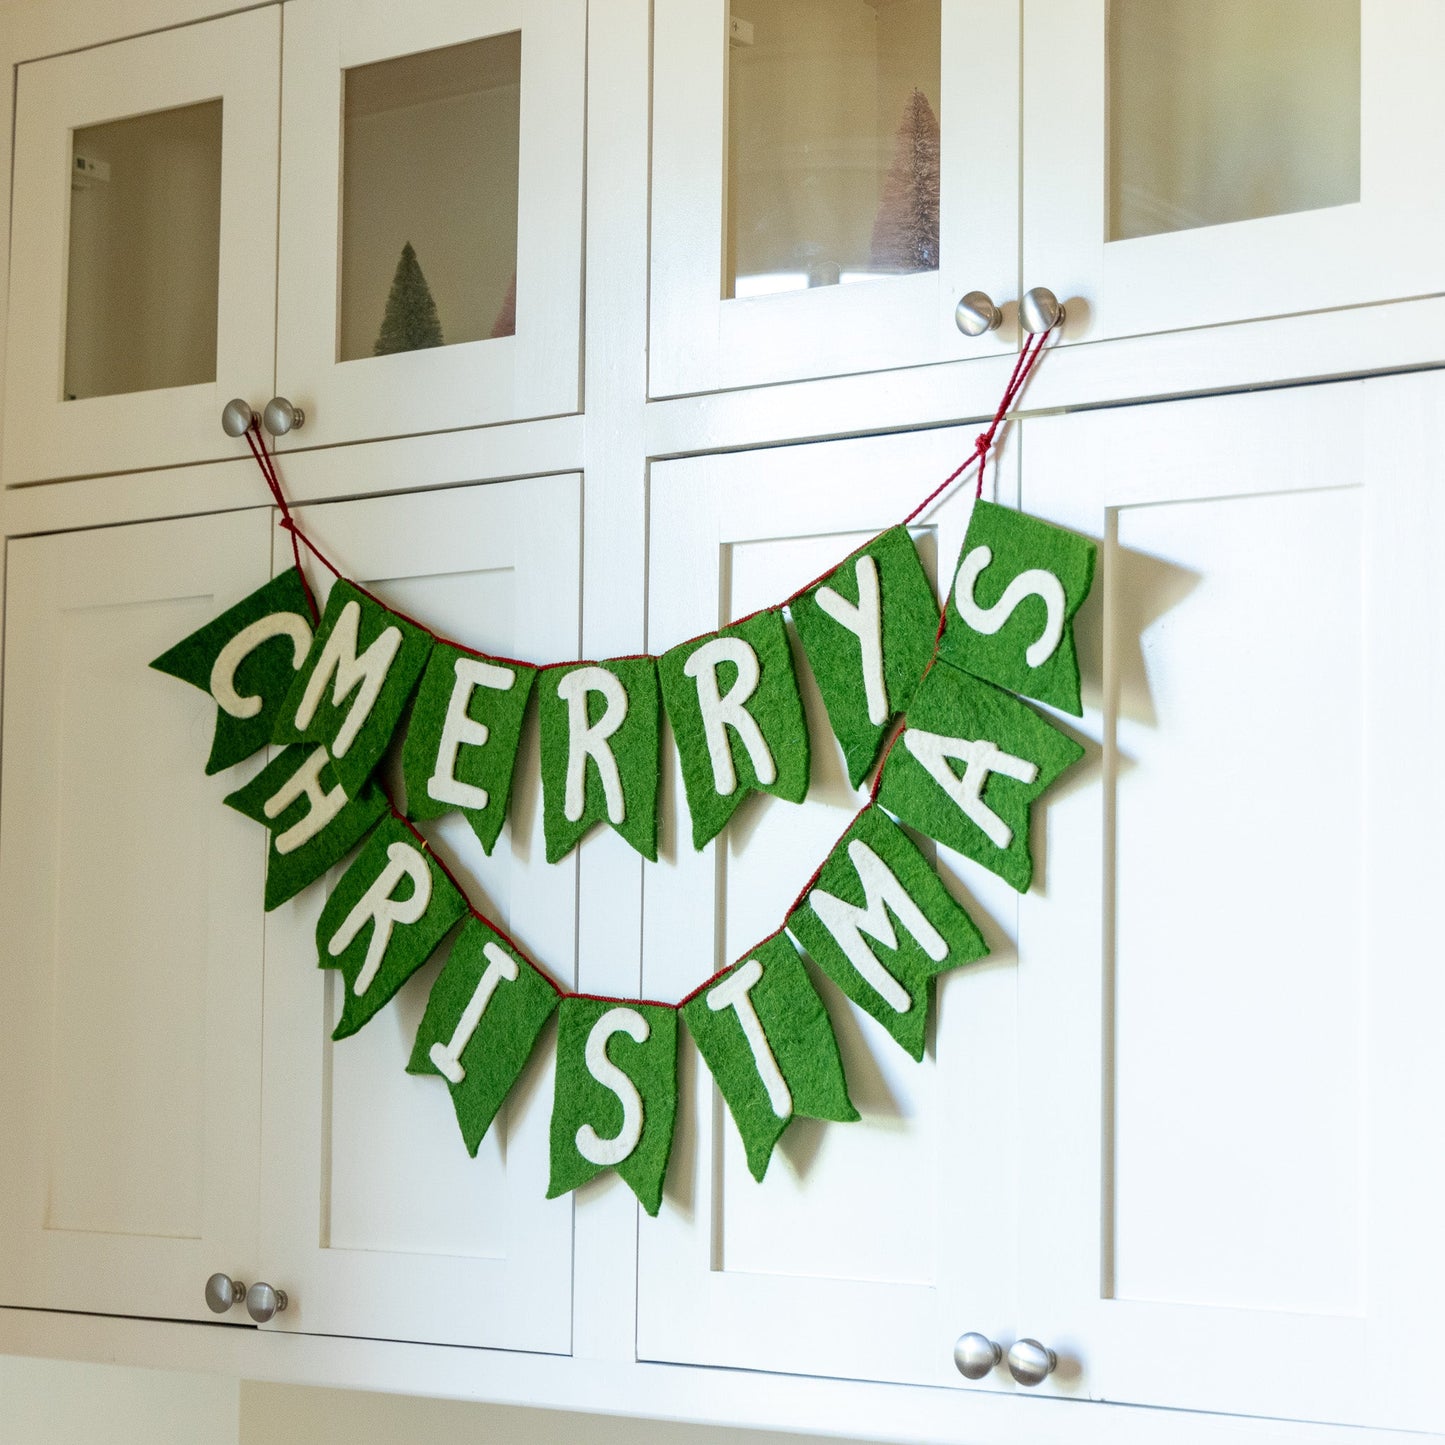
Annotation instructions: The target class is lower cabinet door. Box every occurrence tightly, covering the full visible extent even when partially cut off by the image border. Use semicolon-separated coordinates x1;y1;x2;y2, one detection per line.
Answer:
1016;373;1445;1431
258;476;579;1352
0;510;270;1321
637;427;1021;1390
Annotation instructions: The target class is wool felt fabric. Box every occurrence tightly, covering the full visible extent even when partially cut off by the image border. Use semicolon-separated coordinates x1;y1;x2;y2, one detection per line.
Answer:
537;657;660;864
151;567;315;775
939;500;1097;716
223;743;389;910
273;579;433;798
400;642;537;854
876;660;1084;894
788;805;988;1060
790;526;939;789
682;932;858;1182
547;997;678;1217
317;814;468;1041
407;917;561;1156
659;609;811;850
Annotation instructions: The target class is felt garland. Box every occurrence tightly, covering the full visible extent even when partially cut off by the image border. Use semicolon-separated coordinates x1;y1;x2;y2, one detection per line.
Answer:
156;329;1087;1209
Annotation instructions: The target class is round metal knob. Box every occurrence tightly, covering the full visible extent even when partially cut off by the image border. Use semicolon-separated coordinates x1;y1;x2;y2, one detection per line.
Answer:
262;397;305;437
954;290;1003;337
245;1281;289;1323
220;399;255;438
953;1332;1003;1380
1019;287;1065;334
203;1273;246;1314
1007;1338;1058;1386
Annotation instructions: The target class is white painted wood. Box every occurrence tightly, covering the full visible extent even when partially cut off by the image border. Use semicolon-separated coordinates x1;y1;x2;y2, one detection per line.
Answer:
1;8;280;485
276;0;585;450
1025;1;1445;342
259;475;580;1352
649;0;1019;397
638;425;1021;1390
1015;372;1445;1432
0;509;270;1320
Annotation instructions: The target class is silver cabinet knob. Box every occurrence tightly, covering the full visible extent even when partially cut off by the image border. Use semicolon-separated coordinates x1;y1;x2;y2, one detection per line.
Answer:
954;290;1003;337
203;1273;246;1314
245;1281;289;1323
1019;287;1065;334
953;1332;1003;1379
220;399;255;438
262;396;305;437
1007;1338;1058;1386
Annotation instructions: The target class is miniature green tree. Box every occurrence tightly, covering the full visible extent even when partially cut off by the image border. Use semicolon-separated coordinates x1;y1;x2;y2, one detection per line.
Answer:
374;241;444;356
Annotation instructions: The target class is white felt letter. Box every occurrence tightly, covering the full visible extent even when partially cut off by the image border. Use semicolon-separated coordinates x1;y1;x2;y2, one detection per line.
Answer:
327;840;432;996
558;666;628;824
954;545;1067;668
708;958;792;1119
904;728;1038;850
427;656;516;812
428;942;519;1084
815;554;888;725
293;599;403;759
810;839;949;1013
210;612;313;718
264;746;348;855
682;637;776;795
576;1007;649;1167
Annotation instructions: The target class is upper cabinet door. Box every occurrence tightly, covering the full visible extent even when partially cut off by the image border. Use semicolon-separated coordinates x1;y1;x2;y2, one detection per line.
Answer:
1027;0;1445;340
2;9;280;486
650;0;1019;397
275;0;586;450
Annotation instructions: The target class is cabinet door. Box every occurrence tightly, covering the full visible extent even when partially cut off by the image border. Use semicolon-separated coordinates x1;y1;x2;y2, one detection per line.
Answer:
637;428;1021;1389
0;511;270;1320
1027;1;1445;340
650;0;1018;397
259;475;579;1352
1016;375;1445;1431
2;9;280;484
275;0;585;449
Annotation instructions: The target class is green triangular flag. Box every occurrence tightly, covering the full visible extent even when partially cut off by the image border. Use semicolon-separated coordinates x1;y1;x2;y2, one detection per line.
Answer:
317;814;469;1041
876;660;1084;894
938;500;1097;716
788;805;988;1060
790;526;939;789
682;932;857;1181
547;997;678;1216
537;657;660;864
150;568;315;774
659;609;810;849
223;743;389;910
274;579;433;798
407;917;562;1156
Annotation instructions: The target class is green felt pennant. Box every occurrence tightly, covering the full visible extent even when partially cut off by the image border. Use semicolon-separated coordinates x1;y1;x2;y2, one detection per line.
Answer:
223;743;389;910
938;500;1097;716
150;568;315;775
788;805;988;1060
400;642;538;855
876;661;1084;894
659;609;810;850
547;997;678;1216
273;579;433;798
790;526;939;790
682;932;857;1181
537;657;660;864
407;917;561;1155
317;814;469;1041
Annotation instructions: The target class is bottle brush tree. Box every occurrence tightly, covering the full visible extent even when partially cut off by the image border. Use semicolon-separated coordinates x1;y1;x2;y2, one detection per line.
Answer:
870;88;941;274
374;241;444;356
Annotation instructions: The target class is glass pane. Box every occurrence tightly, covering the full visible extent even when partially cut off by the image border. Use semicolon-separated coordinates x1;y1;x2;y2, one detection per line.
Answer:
1109;0;1360;242
339;35;521;362
64;101;222;401
725;0;941;299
